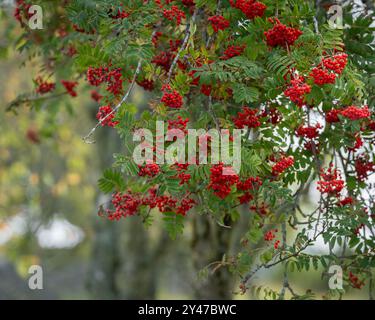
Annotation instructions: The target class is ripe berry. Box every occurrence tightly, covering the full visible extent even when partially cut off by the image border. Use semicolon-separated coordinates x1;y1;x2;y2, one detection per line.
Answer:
230;0;267;20
310;67;336;85
163;6;185;25
35;77;55;94
61;80;78;97
317;164;345;196
272;156;294;176
340;105;371;121
264;19;302;48
284;76;311;107
161;85;183;109
208;15;230;32
96;105;118;127
221;45;245;60
233;107;261;129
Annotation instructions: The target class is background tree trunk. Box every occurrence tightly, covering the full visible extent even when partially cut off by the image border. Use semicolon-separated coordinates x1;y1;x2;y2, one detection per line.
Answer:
191;214;234;299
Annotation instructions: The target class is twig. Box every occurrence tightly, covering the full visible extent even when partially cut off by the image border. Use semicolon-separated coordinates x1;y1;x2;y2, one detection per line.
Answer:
167;9;198;83
313;0;321;34
241;229;324;287
278;222;288;300
82;59;142;143
6;92;67;112
206;0;222;48
208;95;220;131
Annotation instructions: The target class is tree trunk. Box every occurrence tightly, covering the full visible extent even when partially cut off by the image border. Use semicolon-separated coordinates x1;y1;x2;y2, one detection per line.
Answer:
191;214;234;299
86;128;122;299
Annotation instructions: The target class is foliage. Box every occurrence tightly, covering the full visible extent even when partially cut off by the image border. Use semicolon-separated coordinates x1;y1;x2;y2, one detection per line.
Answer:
3;0;375;299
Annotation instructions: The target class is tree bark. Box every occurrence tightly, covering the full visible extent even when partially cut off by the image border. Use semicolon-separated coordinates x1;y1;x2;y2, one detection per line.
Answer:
191;214;234;299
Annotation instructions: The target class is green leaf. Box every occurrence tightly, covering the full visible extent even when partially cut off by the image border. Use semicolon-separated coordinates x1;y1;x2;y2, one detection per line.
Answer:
232;84;260;104
98;168;124;193
162;212;185;240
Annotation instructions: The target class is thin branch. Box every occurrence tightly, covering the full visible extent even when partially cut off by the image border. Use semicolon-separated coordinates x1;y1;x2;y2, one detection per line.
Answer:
206;0;222;48
6;92;68;112
208;95;220;131
82;59;142;143
241;228;324;287
313;0;321;34
167;9;198;83
278;222;288;300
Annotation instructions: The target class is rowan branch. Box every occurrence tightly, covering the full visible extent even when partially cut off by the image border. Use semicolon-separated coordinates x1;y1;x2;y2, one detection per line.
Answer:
82;59;142;144
166;9;198;83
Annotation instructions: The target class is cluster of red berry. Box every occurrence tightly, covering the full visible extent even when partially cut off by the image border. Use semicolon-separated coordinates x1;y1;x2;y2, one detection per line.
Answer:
161;85;183;108
230;0;267;20
261;107;282;125
355;155;374;182
136;78;155;91
233;107;261;129
87;66;123;95
177;171;191;185
340;105;371;121
237;176;262;204
138;163;160;177
339;196;354;207
200;84;212;96
13;0;31;25
310;67;336;85
153;51;174;72
96;105;118;127
264;19;302;48
322;53;348;75
250;203;268;216
176;198;196;215
61;80;78;97
174;163;191;185
168;39;182;52
348;272;365;289
152;31;163;47
296;123;322;140
347;135;363;152
163;5;186;25
110;6;130;19
168;116;189;133
274;240;280;249
264;229;278;241
208;164;263;201
107;192;141;220
220;45;246;60
317;164;345;196
284;76;311;107
272;156;294;176
326;105;371;124
91;90;103;103
325;108;341;123
208;163;239;199
106;187;195;220
208;15;230;32
309;53;348;86
182;0;195;7
35;77;56;95
65;45;77;57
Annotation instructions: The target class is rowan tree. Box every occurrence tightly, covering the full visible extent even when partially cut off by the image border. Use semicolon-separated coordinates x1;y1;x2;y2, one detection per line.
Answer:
4;0;375;299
